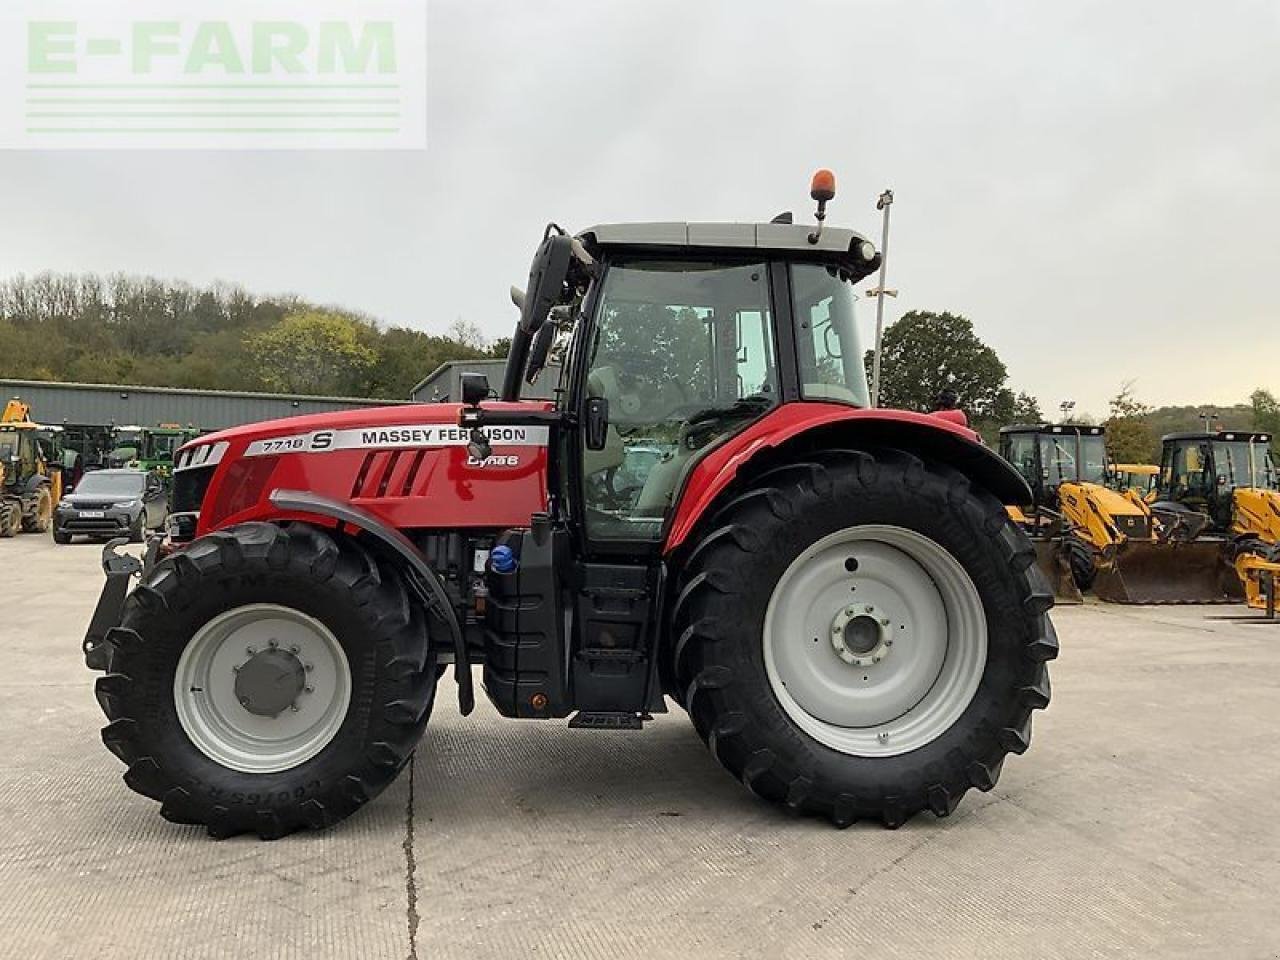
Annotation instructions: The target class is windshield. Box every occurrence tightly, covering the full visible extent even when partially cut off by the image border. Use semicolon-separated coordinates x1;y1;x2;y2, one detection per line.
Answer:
1039;433;1107;486
792;264;870;406
74;472;144;498
1213;440;1276;489
146;433;181;459
0;431;18;460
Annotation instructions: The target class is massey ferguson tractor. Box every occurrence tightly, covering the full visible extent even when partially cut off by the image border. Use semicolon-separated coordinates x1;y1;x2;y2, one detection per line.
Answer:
82;172;1056;839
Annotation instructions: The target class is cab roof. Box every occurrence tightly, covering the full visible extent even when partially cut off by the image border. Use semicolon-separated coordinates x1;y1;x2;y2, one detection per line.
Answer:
1163;430;1273;443
577;221;880;279
999;423;1105;436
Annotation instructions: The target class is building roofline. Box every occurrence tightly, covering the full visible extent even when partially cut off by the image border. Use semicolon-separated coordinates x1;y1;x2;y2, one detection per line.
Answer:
408;358;509;398
0;377;405;406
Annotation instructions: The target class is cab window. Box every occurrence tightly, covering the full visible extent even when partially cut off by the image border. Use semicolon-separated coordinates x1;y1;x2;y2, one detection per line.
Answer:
581;259;776;540
792;264;869;407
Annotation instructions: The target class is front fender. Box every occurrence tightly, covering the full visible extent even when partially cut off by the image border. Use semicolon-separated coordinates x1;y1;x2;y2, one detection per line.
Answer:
663;403;1030;553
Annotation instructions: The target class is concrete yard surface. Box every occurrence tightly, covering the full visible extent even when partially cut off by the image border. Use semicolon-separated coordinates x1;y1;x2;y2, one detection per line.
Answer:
1;534;1278;960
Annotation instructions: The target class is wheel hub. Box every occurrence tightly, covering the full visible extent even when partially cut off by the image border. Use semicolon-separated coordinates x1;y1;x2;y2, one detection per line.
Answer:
830;603;892;666
174;604;351;774
234;645;308;718
763;525;987;757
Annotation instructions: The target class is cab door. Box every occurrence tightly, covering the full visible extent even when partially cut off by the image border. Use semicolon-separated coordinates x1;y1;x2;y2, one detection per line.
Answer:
573;256;781;552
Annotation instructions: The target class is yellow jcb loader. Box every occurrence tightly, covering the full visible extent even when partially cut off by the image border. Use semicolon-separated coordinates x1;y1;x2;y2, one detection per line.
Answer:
0;398;63;536
1111;463;1159;503
999;424;1161;603
1150;430;1280;608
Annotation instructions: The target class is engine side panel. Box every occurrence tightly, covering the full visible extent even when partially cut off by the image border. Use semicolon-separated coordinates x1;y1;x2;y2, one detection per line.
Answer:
181;403;551;535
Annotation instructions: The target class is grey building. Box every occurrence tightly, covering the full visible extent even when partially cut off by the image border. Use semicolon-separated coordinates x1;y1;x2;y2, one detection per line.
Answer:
1;378;405;432
410;359;561;404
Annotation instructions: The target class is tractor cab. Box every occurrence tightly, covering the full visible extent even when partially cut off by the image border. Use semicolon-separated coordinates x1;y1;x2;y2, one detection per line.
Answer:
1157;431;1278;532
461;194;882;553
999;423;1108;508
111;424;201;477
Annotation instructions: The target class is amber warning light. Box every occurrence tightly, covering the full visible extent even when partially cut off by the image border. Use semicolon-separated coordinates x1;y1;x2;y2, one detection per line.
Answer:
810;168;837;203
808;168;837;244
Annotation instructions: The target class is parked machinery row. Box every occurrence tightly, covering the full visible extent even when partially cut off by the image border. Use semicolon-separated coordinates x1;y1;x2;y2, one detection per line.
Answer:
0;398;198;542
1001;422;1279;610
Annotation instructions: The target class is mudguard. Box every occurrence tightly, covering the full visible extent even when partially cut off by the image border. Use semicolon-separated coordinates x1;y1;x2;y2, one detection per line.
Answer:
268;489;474;715
665;403;1032;553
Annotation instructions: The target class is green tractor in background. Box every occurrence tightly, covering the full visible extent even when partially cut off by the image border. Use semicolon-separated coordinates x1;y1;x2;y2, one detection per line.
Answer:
109;424;202;479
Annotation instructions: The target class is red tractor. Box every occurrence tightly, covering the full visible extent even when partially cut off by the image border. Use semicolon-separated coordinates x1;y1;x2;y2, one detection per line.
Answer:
83;173;1055;839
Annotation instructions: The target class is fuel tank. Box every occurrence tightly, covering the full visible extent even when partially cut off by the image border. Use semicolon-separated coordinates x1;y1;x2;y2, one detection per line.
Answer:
177;403;551;536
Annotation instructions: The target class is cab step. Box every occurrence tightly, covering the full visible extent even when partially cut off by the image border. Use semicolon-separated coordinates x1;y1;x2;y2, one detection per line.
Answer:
568;711;647;730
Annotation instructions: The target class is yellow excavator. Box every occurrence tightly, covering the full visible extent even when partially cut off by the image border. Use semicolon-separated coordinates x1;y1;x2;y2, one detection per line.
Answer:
0;398;63;537
999;424;1161;603
1111;463;1159;502
1150;429;1280;609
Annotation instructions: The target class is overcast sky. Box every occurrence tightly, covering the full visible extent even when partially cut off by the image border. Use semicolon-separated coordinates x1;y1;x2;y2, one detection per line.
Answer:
0;0;1276;417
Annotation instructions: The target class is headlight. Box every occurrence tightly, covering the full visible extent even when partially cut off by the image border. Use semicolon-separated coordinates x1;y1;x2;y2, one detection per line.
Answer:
113;500;141;509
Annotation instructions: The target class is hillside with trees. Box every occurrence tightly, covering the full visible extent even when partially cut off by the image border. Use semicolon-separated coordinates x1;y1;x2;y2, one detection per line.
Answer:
0;272;501;399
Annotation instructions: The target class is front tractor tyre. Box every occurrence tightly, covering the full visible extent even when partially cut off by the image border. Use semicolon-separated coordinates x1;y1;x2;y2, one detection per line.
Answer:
673;448;1056;828
93;522;438;839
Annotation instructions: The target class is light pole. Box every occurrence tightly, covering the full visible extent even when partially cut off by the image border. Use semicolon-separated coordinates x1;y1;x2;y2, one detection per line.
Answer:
1198;410;1216;432
1059;400;1076;422
868;189;894;408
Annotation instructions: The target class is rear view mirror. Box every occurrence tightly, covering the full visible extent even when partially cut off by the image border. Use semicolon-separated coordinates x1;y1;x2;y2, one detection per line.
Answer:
584;397;609;451
519;233;573;334
460;373;491;407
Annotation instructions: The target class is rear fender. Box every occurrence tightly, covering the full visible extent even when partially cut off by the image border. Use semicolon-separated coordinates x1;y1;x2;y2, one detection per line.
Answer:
664;403;1032;553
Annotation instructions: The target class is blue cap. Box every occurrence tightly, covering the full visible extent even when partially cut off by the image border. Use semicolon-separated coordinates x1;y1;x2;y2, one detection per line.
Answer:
490;545;517;574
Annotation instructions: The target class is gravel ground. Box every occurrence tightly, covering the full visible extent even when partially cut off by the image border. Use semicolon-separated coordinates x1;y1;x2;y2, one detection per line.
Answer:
2;534;1278;960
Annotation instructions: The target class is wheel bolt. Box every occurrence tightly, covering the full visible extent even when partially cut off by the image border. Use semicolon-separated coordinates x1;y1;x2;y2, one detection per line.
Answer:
290;703;299;712
304;663;313;672
239;697;250;707
877;731;890;743
268;639;278;649
290;644;300;654
246;646;256;655
879;618;890;626
304;685;314;694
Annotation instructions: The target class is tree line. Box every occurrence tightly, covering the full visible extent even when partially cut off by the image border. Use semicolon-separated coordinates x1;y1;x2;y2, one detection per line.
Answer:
0;272;502;399
864;309;1277;461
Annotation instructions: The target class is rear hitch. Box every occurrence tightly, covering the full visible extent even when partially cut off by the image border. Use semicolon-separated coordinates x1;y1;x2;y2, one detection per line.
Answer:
83;538;142;671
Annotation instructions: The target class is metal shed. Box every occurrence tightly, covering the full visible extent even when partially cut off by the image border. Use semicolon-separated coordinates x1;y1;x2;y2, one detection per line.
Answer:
410;359;560;404
0;378;405;431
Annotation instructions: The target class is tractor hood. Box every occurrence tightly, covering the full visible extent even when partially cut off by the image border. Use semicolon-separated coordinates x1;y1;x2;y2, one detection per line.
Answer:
176;401;554;537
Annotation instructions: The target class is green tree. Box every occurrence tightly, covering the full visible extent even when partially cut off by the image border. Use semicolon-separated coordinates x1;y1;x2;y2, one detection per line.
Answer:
863;310;1010;419
1251;388;1280;456
1104;382;1157;464
245;311;377;395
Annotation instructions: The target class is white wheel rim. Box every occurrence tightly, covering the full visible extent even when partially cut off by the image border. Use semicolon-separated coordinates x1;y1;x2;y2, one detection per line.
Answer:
763;525;987;757
174;603;352;774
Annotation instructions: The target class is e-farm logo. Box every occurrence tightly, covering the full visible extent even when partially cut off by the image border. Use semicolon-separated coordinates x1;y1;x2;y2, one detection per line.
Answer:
0;1;426;149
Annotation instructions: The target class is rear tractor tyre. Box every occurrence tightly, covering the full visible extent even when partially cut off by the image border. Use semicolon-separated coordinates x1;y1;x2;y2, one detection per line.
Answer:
92;522;438;839
1064;534;1097;592
20;485;53;534
672;448;1056;828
